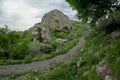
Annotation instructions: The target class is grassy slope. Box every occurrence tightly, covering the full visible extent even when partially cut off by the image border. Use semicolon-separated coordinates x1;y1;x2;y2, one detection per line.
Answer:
0;21;81;65
1;22;120;80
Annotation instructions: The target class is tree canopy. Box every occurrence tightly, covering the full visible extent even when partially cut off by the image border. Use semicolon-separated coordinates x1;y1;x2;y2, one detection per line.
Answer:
66;0;120;23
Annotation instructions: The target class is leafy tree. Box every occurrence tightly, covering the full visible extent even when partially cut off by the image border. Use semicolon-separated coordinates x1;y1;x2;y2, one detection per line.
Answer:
0;28;9;52
0;27;20;59
10;39;29;59
7;31;20;52
66;0;120;23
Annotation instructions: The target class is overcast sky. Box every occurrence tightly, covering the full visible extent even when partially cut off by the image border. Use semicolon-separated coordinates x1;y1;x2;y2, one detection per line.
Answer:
0;0;77;31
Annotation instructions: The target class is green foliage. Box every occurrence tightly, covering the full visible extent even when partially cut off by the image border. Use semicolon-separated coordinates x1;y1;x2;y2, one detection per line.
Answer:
39;65;76;80
33;38;79;61
1;20;120;80
84;33;103;53
10;40;29;59
88;69;101;80
28;41;54;56
105;39;120;75
50;30;67;39
22;27;33;41
0;59;23;65
0;21;84;64
23;55;32;63
66;0;120;23
56;31;67;38
0;30;20;59
97;11;120;33
83;53;98;65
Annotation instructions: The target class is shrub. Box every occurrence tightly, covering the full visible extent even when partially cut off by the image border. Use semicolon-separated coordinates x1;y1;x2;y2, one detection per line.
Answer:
10;40;29;59
33;38;78;61
23;55;32;63
56;31;67;38
28;41;54;56
83;53;98;65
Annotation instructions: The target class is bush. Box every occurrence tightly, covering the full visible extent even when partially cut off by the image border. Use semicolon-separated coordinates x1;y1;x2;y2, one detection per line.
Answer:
10;40;29;59
23;55;32;63
83;53;98;65
0;50;9;59
55;31;67;38
50;29;67;39
28;41;54;56
33;38;78;61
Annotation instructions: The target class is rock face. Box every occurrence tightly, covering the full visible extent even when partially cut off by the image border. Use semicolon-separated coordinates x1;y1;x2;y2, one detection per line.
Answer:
96;60;120;80
32;9;72;42
111;31;120;39
41;9;72;31
32;23;51;42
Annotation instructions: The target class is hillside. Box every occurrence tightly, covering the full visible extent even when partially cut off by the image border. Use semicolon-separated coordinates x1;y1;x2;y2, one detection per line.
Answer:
0;9;79;65
0;10;120;80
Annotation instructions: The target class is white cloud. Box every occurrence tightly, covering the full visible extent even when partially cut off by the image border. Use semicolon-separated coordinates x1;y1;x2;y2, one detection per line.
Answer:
0;0;77;31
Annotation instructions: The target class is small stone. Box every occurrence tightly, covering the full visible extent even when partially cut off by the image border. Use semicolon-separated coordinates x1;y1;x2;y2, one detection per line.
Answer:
34;70;38;73
116;57;120;62
111;31;120;39
96;60;109;78
35;77;39;80
82;71;90;76
11;75;14;78
80;49;83;52
105;75;112;80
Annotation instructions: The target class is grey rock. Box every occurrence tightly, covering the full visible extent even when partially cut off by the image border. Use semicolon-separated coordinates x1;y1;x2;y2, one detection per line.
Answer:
41;9;72;31
56;38;68;43
105;75;113;80
82;71;89;77
32;23;51;42
32;9;73;42
41;26;51;42
96;59;120;80
111;31;120;39
96;60;109;78
94;52;99;57
116;56;120;62
32;24;39;42
35;77;39;80
105;75;120;80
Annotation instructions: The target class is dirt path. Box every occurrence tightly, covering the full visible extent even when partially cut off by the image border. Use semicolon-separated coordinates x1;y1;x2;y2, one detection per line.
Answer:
0;37;85;75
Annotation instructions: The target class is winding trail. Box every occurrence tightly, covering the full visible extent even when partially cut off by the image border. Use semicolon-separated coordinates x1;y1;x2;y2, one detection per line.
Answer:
0;37;85;75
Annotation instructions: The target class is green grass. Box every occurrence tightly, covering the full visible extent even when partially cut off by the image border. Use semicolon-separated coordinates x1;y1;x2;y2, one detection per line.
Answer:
33;38;79;61
105;39;120;75
0;37;79;65
1;21;120;80
88;69;101;80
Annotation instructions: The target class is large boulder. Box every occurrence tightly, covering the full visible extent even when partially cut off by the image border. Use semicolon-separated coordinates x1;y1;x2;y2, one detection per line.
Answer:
32;9;72;43
41;9;72;31
96;59;120;80
32;23;51;42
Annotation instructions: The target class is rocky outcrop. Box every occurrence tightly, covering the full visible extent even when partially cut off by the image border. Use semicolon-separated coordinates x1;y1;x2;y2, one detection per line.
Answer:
32;23;51;42
96;60;120;80
41;9;72;31
32;9;73;42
